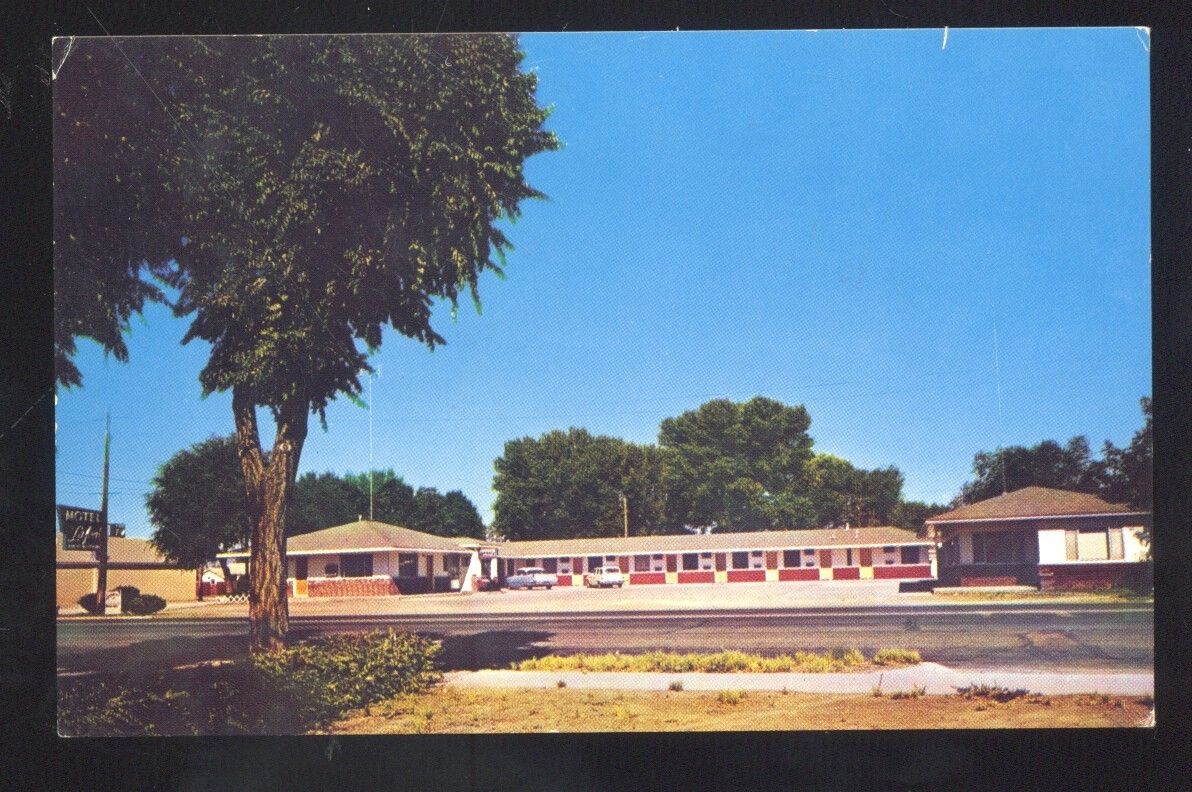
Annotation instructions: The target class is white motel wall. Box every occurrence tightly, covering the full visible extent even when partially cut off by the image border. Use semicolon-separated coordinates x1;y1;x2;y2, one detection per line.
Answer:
219;521;937;597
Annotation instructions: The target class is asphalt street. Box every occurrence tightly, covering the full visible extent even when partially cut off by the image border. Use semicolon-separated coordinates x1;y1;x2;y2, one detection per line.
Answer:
57;603;1152;674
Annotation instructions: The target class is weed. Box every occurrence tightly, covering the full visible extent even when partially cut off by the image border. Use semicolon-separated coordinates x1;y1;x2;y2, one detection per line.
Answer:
890;685;926;700
954;684;1031;703
556;679;567;688
717;690;747;705
872;648;922;666
668;680;683;692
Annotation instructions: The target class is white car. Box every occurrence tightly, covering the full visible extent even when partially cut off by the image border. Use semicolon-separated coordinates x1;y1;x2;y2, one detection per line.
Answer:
583;565;625;588
506;566;558;590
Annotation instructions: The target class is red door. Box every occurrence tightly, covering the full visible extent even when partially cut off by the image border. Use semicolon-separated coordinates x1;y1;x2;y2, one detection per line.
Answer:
666;554;678;573
858;548;873;566
819;550;833;568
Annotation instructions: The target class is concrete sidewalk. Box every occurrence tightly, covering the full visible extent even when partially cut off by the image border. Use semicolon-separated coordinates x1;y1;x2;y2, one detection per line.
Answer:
443;662;1154;696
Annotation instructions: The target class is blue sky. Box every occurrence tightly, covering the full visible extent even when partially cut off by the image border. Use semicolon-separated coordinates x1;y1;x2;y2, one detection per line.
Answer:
55;28;1151;538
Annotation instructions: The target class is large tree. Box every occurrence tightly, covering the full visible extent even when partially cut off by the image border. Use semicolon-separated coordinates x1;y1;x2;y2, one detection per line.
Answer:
52;39;187;387
658;397;816;532
492;428;666;540
805;454;904;528
957;397;1152;512
58;35;556;650
146;436;251;590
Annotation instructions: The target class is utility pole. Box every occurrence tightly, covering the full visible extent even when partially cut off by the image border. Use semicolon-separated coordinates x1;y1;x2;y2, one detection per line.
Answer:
619;492;629;538
96;412;111;615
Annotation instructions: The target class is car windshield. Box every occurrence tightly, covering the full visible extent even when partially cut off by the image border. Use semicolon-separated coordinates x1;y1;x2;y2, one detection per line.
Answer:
518;568;544;575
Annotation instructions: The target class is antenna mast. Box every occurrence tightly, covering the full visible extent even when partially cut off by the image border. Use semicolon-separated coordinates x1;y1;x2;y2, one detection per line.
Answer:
994;325;1008;494
368;371;374;521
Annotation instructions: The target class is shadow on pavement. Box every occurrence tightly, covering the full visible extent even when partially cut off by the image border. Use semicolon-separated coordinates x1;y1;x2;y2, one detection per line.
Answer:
426;630;556;671
57;632;253;673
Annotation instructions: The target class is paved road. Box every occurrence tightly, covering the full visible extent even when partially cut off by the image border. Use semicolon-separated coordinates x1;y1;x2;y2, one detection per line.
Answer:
57;604;1152;674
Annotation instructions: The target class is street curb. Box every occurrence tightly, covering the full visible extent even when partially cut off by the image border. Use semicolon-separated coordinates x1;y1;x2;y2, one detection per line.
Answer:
443;663;1154;696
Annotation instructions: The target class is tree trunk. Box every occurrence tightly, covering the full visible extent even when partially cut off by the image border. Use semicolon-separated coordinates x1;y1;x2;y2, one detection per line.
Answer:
234;386;309;653
218;558;234;595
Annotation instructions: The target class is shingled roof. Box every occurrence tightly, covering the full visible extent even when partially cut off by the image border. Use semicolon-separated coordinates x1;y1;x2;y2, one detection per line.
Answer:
497;526;927;558
222;520;470;557
926;486;1145;524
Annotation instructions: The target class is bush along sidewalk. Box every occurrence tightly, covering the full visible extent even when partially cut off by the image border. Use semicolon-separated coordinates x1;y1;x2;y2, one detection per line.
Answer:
58;630;442;736
512;647;920;673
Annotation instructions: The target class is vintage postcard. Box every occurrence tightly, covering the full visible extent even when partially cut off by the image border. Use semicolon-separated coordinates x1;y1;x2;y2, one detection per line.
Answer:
54;29;1152;735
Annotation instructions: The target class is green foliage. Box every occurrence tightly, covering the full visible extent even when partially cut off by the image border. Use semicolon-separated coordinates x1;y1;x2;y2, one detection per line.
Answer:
890;685;927;700
148;35;558;420
890;500;948;532
492;428;666;540
717;690;746;705
958;398;1152;518
289;468;485;538
659;397;816;533
124;594;167;615
250;630;442;726
513;648;891;674
61;630;444;735
953;684;1030;702
146;435;252;568
872;648;922;666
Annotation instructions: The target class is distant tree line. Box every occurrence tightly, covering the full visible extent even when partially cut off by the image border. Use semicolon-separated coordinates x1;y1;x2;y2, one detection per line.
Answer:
957;397;1152;511
147;436;485;578
492;397;946;541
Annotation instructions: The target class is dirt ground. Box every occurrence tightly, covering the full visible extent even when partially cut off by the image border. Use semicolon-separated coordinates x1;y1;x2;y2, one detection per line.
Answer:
327;686;1152;734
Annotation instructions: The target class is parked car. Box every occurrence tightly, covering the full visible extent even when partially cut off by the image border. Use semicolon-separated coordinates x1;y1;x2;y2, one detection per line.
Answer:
583;565;625;588
506;566;558;590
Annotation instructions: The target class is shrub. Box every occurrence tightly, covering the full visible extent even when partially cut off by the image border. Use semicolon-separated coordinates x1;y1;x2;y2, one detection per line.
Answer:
114;585;141;607
77;593;104;614
124;594;167;615
717;690;746;705
890;685;926;700
872;648;922;666
556;679;567;688
250;629;442;727
668;680;683;692
953;684;1030;703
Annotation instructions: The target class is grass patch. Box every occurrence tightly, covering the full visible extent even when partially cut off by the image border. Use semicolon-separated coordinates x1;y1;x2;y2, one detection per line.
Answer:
954;684;1032;703
933;588;1151;603
717;690;747;706
872;648;921;666
889;685;927;700
329;687;1152;733
512;648;918;674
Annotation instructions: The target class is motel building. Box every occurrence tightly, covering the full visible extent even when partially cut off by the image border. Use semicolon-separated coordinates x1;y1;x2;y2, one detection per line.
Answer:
928;486;1152;590
219;521;936;597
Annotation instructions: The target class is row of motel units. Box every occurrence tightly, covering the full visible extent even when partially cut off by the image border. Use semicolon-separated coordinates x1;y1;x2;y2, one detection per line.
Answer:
927;487;1152;590
217;521;936;597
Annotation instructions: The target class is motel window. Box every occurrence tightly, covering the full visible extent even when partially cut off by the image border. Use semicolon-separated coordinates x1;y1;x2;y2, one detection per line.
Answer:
323;562;340;577
444;555;462;576
783;550;800;568
542;558;557;573
884;546;898;565
682;553;700;571
651;554;666;572
731;551;750;570
971;532;1025;565
341;553;373;578
294;557;308;580
700;553;715;570
750;551;765;569
588;556;602;573
557;558;572;574
900;546;920;565
634;555;651;572
804;549;817;568
398;553;418;577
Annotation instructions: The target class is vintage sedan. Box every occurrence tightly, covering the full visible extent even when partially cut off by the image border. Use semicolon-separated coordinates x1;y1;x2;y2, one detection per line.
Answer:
506;566;558;590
